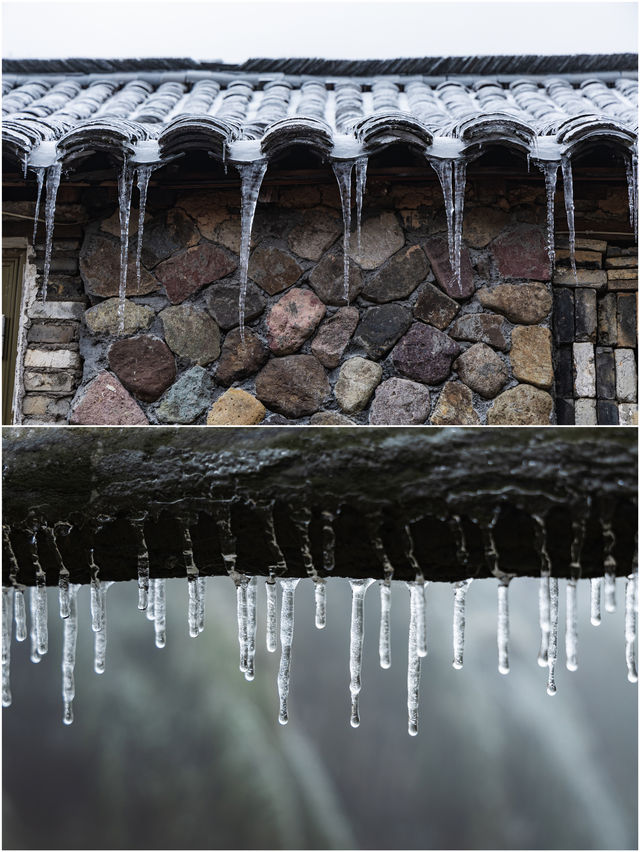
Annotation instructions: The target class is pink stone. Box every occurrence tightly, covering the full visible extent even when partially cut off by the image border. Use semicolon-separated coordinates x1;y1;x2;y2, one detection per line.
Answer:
267;288;326;355
491;224;550;281
155;242;237;304
69;371;148;425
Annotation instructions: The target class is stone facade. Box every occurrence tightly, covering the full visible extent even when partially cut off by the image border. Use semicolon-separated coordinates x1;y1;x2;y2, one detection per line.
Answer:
4;172;637;425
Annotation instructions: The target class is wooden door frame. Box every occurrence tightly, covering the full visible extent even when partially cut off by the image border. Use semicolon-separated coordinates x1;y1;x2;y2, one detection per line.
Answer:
2;237;34;424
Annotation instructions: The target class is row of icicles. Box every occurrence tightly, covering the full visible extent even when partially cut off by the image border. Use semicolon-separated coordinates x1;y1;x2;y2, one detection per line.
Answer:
2;505;637;733
30;147;638;340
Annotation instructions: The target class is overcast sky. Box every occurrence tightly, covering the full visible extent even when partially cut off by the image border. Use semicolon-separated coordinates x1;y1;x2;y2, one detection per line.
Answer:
2;0;638;62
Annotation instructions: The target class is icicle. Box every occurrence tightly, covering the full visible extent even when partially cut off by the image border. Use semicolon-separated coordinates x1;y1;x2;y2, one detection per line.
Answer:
196;576;206;635
236;160;268;341
566;579;579;671
400;524;427;657
624;151;638;240
407;581;422;736
2;587;13;707
277;577;300;725
332;159;355;305
146;578;156;622
497;577;511;675
452;158;467;288
61;584;80;725
314;578;327;629
135;165;153;288
116;159;134;335
348;577;374;728
29;587;41;664
532;514;552;667
547;577;559;696
540;162;558;273
41;162;62;303
94;581;113;675
89;549;104;633
245;576;258;681
452;578;472;670
429;158;455;270
154;578;166;649
32;168;45;245
43;525;71;619
590;577;603;626
379;582;391;670
625;572;638;683
601;507;617;613
235;575;249;674
131;517;150;612
561;156;577;281
13;588;27;643
605;574;617;614
355;156;368;254
321;509;336;573
29;531;48;657
179;519;199;639
266;580;278;653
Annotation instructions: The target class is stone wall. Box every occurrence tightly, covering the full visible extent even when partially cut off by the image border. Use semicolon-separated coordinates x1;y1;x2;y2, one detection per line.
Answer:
5;172;637;425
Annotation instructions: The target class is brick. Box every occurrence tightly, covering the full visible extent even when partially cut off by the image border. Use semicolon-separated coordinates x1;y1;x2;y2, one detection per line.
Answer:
28;301;85;321
27;323;77;344
615;349;637;402
617;293;637;348
575;238;607;252
556;249;602;268
24;348;81;370
553;288;574;344
618;403;638;425
597;293;617;345
597;400;619;425
552;269;607;288
555;398;574;425
573;342;596;398
605;256;637;268
555;346;573;397
607;278;638;291
574;289;597;341
595;347;616;399
608;268;639;280
574;398;597;425
23;370;77;393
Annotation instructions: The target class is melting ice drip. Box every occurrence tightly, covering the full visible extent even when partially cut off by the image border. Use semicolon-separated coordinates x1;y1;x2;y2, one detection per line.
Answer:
236;161;268;341
428;157;467;294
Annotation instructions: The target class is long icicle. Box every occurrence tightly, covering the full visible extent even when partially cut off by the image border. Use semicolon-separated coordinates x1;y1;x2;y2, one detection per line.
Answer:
561;156;577;282
236;576;249;674
452;579;472;670
367;513;394;670
116;158;134;335
277;577;300;725
259;502;285;652
541;162;559;274
62;584;80;724
452;158;467;291
32;168;45;246
179;518;200;639
245;576;258;681
407;581;422;736
214;502;249;668
131;516;150;612
29;530;48;658
624;151;638;241
547;577;559;695
2;587;13;708
532;513;552;667
196;577;206;635
401;523;427;657
89;548;104;634
601;501;617;613
3;525;27;642
497;577;511;675
265;580;278;653
94;581;114;675
135;165;153;288
146;578;156;622
591;577;603;626
291;505;325;631
29;587;41;663
566;500;589;671
355;156;368;255
236;161;268;341
154;578;166;649
348;578;374;728
625;571;638;683
429;158;455;270
42;524;71;619
332;159;355;305
41;163;62;303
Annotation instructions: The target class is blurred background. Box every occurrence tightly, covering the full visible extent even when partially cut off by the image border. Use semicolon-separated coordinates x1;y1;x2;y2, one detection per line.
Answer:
2;573;637;850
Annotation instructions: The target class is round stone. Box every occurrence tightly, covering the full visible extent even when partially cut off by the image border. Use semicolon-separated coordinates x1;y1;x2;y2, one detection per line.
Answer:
267;288;326;355
255;355;330;418
369;378;430;425
334;357;383;414
488;384;553;425
108;335;176;402
392;323;461;385
160;305;221;365
454;343;508;399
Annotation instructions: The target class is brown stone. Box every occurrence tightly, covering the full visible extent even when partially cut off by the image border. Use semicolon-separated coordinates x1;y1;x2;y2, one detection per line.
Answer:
160;305;221;365
413;283;460;330
267;288;326;355
392;323;461;385
556;249;602;268
361;245;429;303
276;185;323;208
204;281;265;330
249;245;304;295
287;207;342;260
80;233;159;298
69;371;148;425
491;224;550;281
423;235;475;299
308;250;364;305
487;384;553;425
139;208;200;268
177;189;236;239
510;326;553;389
430;380;480;425
101;208;143;238
155;242;237;304
454;343;508;399
462;206;510;248
476;283;552;324
215;329;268;385
309;411;356;425
605;256;637;268
450;313;508;351
311;307;359;368
206;389;266;425
349;212;405;270
108;335;176;402
255;355;330;418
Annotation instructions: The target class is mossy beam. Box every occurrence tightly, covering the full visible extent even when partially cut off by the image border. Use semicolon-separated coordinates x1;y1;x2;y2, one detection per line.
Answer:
2;427;636;585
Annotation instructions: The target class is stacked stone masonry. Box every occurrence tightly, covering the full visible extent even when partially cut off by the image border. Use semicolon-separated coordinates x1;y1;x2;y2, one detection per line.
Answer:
6;172;637;425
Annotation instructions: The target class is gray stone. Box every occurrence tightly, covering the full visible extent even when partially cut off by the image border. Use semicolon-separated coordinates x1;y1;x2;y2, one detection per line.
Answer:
309;411;356;425
454;343;508;399
80;233;159;298
349;212;405;269
334;357;383;414
84;298;155;336
462;206;510;248
249;245;303;295
574;398;597;425
287;207;342;260
311;307;359;368
368;378;430;425
205;281;265;330
615;349;637;402
160;305;221;365
618;403;638;425
215;329;268;385
450;313;508;351
573;342;596;398
354;305;412;360
487;384;553;425
430;380;480;425
255;355;330;418
308;250;364;305
413;283;460;330
139;208;200;268
476;283;552;324
392;323;461;385
361;245;428;303
574;288;597;341
155;366;214;424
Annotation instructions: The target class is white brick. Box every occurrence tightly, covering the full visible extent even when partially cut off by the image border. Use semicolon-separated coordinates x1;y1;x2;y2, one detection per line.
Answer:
574;398;597;425
573;342;596;397
618;403;638;425
615;349;637;402
28;301;84;321
24;349;81;369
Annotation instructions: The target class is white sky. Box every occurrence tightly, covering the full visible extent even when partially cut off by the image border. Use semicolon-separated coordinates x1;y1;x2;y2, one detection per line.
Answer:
2;0;638;62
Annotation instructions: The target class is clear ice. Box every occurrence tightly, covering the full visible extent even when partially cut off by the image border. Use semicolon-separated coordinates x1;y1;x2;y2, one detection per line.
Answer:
314;578;327;630
236;161;268;340
540;162;559;273
135;165;153;288
532;514;552;666
497;578;511;675
44;525;71;619
146;578;156;622
266;579;278;653
452;159;467;287
625;152;638;240
591;577;603;626
547;577;559;696
348;578;374;728
245;576;258;681
14;588;27;643
132;518;150;612
42;163;62;303
561;156;577;280
625;572;638;683
601;512;617;613
62;584;80;724
407;581;422;736
32;168;45;246
235;575;249;674
116;160;134;335
2;587;13;708
154;578;167;649
29;587;41;664
566;579;579;671
179;520;199;639
94;581;113;675
332;159;355;304
452;579;472;670
355;157;368;254
379;582;392;670
429;158;455;271
277;577;300;725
